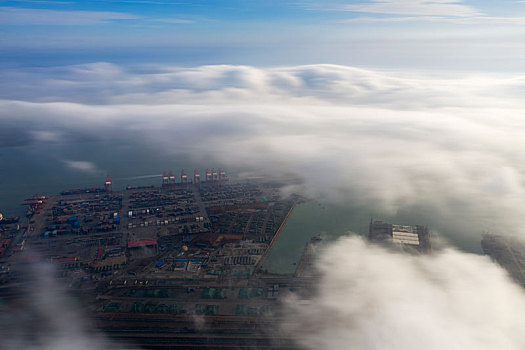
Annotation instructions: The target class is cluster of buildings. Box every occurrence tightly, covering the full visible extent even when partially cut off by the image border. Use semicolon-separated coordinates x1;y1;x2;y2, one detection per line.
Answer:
21;170;525;349
0;174;299;348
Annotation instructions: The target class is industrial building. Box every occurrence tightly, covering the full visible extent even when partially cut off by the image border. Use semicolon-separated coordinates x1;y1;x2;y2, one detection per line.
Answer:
369;220;431;252
0;170;305;349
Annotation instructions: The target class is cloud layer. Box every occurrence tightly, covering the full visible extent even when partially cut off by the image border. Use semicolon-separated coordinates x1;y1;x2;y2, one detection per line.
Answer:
2;63;525;242
63;160;101;173
283;236;525;350
0;261;115;350
0;7;139;25
344;0;480;17
2;63;525;348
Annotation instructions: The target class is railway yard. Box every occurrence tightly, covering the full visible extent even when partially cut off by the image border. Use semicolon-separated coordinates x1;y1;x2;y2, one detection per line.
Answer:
0;174;314;349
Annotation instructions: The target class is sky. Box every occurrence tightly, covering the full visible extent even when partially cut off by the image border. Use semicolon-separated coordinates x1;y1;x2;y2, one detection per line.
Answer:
2;0;525;70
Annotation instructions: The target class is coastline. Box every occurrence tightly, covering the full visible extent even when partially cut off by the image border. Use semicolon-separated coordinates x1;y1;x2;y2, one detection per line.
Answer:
255;201;298;273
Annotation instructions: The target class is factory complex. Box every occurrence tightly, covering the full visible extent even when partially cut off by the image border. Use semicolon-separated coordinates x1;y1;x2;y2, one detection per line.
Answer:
0;169;313;349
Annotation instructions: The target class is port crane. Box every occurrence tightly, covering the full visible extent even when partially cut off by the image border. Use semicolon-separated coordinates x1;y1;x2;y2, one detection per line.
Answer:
181;169;188;186
194;169;201;185
21;194;47;216
105;176;113;193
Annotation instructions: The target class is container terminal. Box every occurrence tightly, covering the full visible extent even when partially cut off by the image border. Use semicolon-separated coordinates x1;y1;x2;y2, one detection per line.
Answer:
0;169;440;349
0;169;315;349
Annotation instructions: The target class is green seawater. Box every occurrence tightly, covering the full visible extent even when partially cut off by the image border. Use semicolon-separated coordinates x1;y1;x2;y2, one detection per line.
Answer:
262;201;371;274
0;141;213;217
263;200;483;274
1;141;483;261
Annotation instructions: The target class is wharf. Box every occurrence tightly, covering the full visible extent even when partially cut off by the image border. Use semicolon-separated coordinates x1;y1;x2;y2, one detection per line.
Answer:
482;234;525;286
255;202;297;272
294;236;323;278
0;177;307;349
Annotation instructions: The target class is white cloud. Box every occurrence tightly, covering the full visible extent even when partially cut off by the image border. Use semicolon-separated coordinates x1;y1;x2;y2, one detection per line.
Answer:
336;0;525;24
0;7;139;25
8;0;73;4
343;0;480;17
283;236;525;350
155;18;195;24
63;160;100;173
31;130;61;142
341;14;525;25
2;63;525;241
0;261;115;350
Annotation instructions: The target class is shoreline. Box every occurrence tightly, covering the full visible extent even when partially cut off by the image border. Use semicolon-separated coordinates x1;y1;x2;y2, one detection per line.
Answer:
255;201;298;273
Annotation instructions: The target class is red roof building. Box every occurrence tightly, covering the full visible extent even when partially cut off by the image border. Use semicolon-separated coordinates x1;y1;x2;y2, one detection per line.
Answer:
128;238;157;248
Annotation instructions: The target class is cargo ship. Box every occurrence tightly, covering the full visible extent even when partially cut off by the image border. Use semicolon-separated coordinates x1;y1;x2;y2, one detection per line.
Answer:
60;187;106;196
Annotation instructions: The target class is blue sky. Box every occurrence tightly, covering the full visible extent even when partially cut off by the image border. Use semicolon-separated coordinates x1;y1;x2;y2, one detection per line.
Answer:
2;0;525;69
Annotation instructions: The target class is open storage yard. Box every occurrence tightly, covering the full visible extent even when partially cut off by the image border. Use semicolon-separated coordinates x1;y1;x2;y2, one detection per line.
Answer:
0;175;312;349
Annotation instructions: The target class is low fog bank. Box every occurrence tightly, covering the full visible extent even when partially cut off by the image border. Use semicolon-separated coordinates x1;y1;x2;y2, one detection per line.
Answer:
0;259;128;350
2;63;525;243
283;236;525;350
